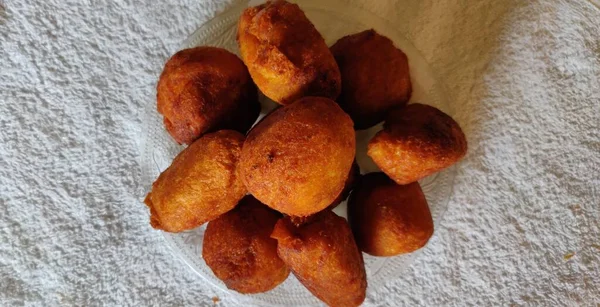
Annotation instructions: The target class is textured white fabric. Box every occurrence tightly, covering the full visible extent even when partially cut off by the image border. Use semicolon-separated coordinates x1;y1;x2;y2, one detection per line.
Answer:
1;0;599;306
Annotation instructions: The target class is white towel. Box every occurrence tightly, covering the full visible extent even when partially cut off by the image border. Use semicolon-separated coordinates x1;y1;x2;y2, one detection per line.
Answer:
0;0;598;306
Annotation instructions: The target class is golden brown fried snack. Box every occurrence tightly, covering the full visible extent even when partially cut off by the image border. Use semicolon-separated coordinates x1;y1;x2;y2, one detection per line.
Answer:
348;172;433;256
368;103;467;185
331;29;412;129
157;46;260;144
240;97;355;217
328;160;361;210
237;0;341;105
144;130;246;232
271;211;366;307
202;195;289;293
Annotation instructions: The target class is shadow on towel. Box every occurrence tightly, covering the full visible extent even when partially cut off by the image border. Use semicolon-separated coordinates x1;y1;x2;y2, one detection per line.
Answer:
0;2;6;26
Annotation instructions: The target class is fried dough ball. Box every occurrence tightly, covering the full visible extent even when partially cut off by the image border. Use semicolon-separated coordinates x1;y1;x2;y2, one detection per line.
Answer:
240;97;355;217
202;195;289;293
348;172;433;256
368;103;467;185
144;130;246;232
157;46;260;144
271;211;367;307
237;0;341;105
329;160;360;209
331;29;412;129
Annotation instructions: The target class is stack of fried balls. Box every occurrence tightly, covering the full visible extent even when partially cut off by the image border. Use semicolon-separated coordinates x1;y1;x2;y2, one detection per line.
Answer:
144;1;467;306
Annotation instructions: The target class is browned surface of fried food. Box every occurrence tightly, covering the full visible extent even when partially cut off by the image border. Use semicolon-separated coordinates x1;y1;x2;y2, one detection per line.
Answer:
368;103;467;185
202;195;289;294
240;97;355;217
237;0;341;105
144;130;247;232
331;29;412;129
271;211;367;307
157;46;259;145
328;160;361;210
348;172;433;256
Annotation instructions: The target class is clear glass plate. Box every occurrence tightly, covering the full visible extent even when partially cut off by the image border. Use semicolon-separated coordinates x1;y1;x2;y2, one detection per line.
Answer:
139;0;455;306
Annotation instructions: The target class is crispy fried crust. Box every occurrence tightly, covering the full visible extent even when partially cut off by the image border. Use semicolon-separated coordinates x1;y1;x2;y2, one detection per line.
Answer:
331;29;412;129
368;103;467;184
271;211;367;307
202;195;289;293
240;97;355;217
348;172;433;256
237;0;341;105
328;160;360;210
157;47;259;144
143;130;247;232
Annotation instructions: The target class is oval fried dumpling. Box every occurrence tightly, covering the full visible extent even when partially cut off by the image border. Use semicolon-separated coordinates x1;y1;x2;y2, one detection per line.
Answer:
240;97;355;217
202;195;289;293
237;0;341;105
331;29;412;129
348;172;433;256
143;130;246;232
157;46;260;144
368;103;467;185
271;210;367;307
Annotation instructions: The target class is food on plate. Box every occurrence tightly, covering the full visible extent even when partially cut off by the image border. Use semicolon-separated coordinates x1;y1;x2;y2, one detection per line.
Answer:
240;97;355;217
271;210;367;307
368;103;467;184
157;46;260;144
144;130;246;232
331;29;412;129
237;0;341;105
347;172;433;256
328;160;360;209
144;0;464;298
202;195;290;293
